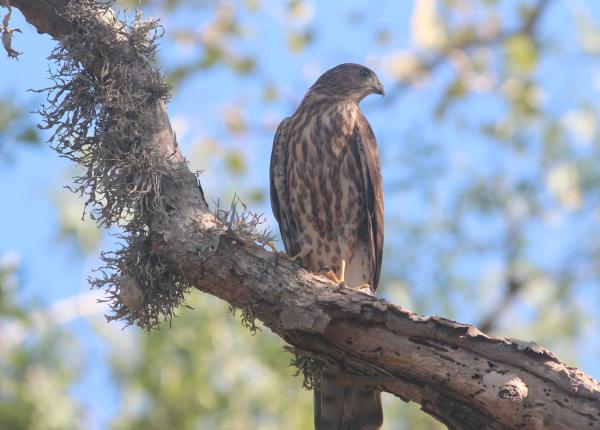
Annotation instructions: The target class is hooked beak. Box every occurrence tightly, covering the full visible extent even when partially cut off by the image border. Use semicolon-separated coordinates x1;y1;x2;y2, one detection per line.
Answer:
372;82;385;96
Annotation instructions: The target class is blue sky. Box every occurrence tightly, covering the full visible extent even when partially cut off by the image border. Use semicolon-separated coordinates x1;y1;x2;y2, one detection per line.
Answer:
2;1;600;428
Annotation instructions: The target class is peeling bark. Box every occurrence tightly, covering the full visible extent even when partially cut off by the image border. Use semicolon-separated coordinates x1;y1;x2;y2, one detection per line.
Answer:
7;1;600;429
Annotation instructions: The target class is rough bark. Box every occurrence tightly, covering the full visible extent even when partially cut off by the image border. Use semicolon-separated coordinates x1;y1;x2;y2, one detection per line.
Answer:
8;1;600;429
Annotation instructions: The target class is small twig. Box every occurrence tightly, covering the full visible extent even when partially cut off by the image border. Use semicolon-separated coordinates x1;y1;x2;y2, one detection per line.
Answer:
1;0;22;59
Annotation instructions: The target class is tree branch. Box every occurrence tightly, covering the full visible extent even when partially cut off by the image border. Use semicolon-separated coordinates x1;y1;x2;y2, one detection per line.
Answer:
7;1;600;429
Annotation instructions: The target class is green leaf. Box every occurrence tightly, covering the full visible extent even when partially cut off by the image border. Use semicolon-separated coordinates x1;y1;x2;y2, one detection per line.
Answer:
225;151;246;175
287;31;314;53
504;34;537;74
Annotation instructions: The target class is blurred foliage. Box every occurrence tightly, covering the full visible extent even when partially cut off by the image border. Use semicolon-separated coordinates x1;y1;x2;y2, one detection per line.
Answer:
380;0;600;344
3;0;600;429
110;292;314;430
0;95;41;161
0;254;85;430
51;169;104;256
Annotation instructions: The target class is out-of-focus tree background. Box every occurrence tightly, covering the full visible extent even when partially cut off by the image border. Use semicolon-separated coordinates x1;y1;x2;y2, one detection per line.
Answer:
1;0;600;428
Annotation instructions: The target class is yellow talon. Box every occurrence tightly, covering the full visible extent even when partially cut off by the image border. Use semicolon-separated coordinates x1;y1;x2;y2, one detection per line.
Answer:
321;260;346;285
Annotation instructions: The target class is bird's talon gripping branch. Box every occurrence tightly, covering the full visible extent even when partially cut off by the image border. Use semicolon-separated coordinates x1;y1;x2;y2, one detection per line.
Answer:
320;260;346;287
354;283;374;294
267;242;311;266
265;241;287;257
288;247;310;263
267;241;287;265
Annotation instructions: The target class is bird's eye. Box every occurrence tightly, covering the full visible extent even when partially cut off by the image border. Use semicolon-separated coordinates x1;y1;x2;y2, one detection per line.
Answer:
359;68;370;79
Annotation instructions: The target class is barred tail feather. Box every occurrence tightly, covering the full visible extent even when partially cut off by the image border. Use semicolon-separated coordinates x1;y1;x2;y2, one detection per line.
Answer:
314;369;383;430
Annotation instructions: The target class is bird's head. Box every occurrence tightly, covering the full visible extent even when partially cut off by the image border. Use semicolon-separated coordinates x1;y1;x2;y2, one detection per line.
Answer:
308;63;384;102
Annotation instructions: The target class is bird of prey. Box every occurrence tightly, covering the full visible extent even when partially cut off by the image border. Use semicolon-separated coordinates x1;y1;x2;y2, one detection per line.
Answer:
270;63;385;430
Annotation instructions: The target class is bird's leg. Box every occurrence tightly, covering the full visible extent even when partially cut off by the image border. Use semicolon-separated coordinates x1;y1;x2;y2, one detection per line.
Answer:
320;260;374;294
288;247;311;262
267;242;310;264
319;263;374;294
321;260;346;287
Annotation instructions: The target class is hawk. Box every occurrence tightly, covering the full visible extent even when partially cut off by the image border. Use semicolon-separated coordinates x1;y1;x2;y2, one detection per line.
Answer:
270;63;385;430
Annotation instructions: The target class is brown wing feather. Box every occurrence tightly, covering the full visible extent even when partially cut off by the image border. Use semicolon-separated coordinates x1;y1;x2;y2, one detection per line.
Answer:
269;118;286;225
269;117;301;258
354;115;384;291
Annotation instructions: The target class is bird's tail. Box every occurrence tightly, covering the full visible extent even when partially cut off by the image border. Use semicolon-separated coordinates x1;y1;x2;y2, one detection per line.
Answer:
314;369;383;430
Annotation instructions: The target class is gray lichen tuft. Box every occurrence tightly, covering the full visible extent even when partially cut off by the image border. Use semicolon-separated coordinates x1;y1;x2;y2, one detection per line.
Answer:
229;304;262;336
213;195;274;247
38;1;170;227
286;347;325;390
37;0;189;329
92;233;191;330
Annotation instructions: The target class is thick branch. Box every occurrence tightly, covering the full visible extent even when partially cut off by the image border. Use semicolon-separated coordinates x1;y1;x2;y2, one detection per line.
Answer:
9;1;600;429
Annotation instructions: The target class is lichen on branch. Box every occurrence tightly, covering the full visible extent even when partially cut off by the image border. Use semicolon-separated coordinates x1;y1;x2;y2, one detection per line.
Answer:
37;1;169;227
34;0;190;329
33;0;277;330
